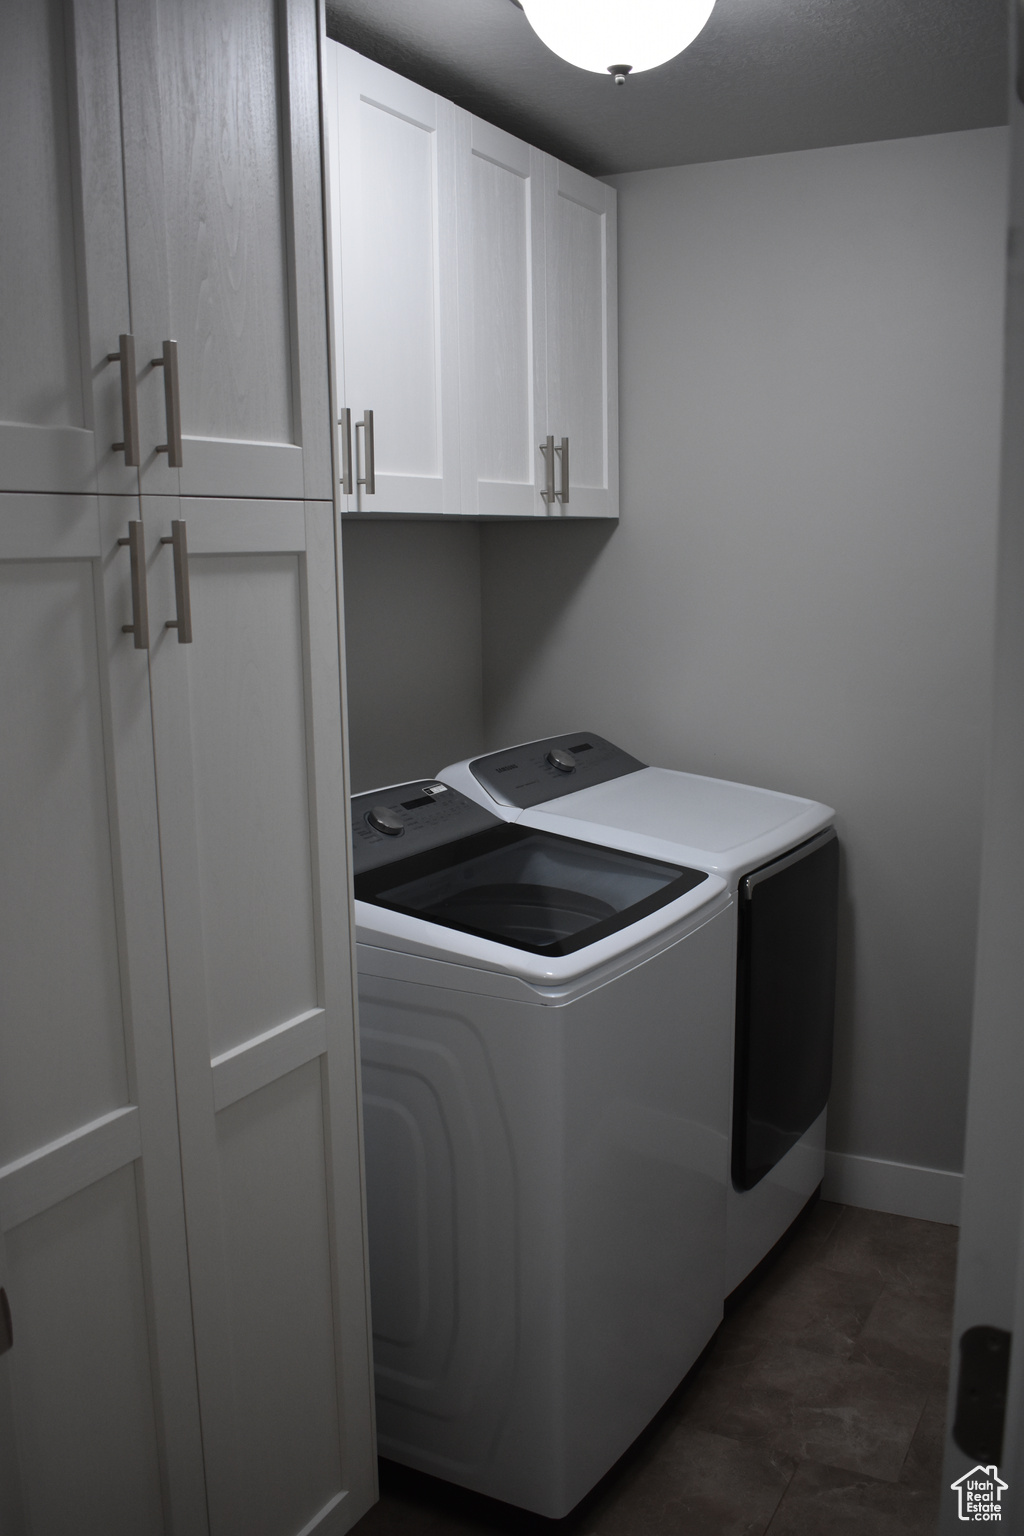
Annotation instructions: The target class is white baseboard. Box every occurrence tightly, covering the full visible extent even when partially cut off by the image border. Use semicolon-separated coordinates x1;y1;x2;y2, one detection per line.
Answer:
823;1150;962;1226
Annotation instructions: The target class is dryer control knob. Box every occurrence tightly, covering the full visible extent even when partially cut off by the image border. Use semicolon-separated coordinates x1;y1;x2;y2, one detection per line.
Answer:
367;805;404;836
547;747;576;773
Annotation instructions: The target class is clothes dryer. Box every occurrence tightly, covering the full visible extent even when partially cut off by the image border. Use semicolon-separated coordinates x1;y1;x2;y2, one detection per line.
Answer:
351;778;734;1517
438;736;839;1294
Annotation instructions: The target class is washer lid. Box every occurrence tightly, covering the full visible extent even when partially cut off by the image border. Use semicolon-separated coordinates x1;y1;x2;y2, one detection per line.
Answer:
354;820;709;958
355;870;729;987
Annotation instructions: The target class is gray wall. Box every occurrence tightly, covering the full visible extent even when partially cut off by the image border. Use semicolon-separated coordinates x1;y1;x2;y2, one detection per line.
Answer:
479;128;1008;1177
341;520;484;792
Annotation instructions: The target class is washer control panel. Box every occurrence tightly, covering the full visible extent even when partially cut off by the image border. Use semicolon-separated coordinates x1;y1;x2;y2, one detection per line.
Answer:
351;781;501;874
470;733;646;810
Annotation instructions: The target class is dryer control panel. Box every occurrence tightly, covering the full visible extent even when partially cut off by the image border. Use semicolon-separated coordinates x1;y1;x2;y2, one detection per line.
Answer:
469;733;645;810
351;781;501;874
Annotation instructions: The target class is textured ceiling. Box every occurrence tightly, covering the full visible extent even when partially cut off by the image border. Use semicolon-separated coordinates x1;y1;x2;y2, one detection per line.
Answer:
325;0;1008;177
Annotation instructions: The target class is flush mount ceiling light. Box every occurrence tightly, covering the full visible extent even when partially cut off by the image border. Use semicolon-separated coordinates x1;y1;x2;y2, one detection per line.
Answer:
518;0;717;83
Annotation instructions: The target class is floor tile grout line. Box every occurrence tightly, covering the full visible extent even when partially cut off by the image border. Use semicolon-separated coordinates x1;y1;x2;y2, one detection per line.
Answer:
893;1391;934;1486
759;1454;802;1536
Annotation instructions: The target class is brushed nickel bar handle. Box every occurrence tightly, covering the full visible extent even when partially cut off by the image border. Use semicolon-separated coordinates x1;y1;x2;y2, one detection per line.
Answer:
152;340;184;466
160;520;193;643
108;333;140;466
557;435;569;505
117;521;150;649
0;1288;12;1355
339;407;353;494
540;434;556;503
357;409;375;495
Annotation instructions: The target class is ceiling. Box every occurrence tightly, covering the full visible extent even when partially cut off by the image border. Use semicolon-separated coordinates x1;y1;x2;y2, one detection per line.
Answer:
324;0;1008;177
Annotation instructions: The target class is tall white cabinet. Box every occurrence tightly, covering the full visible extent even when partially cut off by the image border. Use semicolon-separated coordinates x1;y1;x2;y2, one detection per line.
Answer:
324;41;618;520
0;4;375;1534
0;492;208;1534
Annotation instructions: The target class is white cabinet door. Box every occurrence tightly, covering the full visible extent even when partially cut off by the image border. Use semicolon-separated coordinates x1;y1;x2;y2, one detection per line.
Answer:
143;496;375;1536
0;493;207;1535
116;0;331;503
0;1;139;498
456;113;547;518
543;158;618;519
326;45;461;516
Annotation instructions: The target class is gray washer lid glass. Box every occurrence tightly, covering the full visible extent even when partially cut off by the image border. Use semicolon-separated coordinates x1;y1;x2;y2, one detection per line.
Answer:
354;823;708;957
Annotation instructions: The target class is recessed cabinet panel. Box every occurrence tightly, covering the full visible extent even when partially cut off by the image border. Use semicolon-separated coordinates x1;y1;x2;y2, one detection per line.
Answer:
215;1061;344;1536
474;155;530;480
0;0;83;435
354;104;439;477
548;196;604;484
0;553;128;1165
459;115;546;518
182;550;319;1061
0;0;136;495
544;159;618;519
148;0;294;448
327;45;460;514
4;1167;166;1535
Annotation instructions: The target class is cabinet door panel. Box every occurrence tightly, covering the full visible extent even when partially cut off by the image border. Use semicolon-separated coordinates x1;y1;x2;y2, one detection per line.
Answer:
0;0;136;495
183;550;319;1059
0;551;128;1164
118;0;330;502
145;496;376;1536
215;1061;345;1536
0;494;207;1535
458;114;546;518
328;46;460;515
3;1167;166;1536
544;159;618;518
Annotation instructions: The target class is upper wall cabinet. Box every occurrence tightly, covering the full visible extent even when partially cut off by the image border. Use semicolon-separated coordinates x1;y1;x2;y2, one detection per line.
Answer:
542;159;618;520
324;41;618;519
325;48;461;516
0;0;332;504
456;115;547;519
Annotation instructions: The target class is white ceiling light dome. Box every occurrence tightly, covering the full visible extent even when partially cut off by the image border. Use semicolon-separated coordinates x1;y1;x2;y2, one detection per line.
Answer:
520;0;717;78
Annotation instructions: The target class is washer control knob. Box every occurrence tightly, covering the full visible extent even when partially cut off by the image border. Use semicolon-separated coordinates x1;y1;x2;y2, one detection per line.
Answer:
367;805;404;836
547;747;576;773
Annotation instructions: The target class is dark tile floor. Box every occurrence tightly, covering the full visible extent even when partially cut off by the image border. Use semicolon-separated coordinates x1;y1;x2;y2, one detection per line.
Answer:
351;1201;957;1536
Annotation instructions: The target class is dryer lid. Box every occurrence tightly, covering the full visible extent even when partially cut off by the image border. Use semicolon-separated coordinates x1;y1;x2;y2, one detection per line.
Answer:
536;767;824;853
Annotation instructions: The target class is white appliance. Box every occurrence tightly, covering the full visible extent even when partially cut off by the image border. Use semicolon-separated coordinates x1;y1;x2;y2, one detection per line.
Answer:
438;735;839;1295
351;778;735;1518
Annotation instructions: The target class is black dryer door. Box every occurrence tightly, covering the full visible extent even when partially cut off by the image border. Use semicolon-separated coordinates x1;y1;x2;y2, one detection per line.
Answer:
732;828;839;1191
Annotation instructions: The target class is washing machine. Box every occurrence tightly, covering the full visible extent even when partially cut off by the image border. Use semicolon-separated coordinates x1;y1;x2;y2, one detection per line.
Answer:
438;735;839;1295
351;777;734;1517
